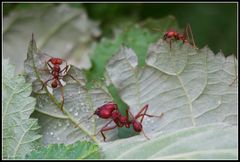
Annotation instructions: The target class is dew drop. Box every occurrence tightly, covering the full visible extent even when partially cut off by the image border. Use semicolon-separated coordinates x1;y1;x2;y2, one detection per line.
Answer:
147;118;151;121
151;120;154;123
69;108;73;112
218;100;221;104
74;112;79;116
58;122;62;127
50;132;54;136
80;102;85;106
78;91;81;94
53;125;57;129
57;137;60;141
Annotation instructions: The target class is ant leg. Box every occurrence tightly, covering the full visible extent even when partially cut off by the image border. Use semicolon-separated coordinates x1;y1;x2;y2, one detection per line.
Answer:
46;60;53;70
127;108;135;120
59;72;83;85
99;125;117;142
95;120;115;141
141;128;150;140
169;39;172;50
125;108;129;120
135;105;163;123
60;65;69;74
57;80;64;111
134;105;149;123
229;77;237;86
95;120;114;135
40;77;54;90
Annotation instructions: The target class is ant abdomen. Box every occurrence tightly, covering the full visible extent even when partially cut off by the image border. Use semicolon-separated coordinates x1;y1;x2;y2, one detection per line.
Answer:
132;121;142;132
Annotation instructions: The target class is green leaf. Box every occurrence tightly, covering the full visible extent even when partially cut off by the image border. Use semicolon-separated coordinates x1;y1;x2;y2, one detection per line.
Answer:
101;124;237;159
103;39;237;159
3;59;42;159
3;4;100;73
106;42;237;134
24;35;117;146
26;141;100;159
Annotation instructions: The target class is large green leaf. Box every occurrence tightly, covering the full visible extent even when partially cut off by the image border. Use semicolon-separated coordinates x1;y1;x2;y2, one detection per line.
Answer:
3;4;100;73
3;59;42;159
26;141;100;159
103;40;237;159
24;35;117;146
106;42;237;134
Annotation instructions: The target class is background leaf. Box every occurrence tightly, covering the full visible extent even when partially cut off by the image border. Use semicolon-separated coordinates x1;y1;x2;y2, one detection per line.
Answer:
3;59;42;159
26;141;100;159
3;4;101;73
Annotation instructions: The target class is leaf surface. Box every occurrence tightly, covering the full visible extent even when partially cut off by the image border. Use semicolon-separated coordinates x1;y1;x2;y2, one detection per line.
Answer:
26;141;100;159
3;59;41;159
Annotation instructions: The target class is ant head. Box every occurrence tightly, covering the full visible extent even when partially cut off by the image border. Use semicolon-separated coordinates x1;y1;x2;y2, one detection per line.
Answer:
163;33;168;40
94;107;112;119
100;102;117;112
49;58;63;65
132;121;142;132
51;80;58;88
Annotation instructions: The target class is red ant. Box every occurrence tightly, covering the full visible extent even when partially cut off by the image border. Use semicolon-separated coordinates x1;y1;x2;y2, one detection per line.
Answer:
89;102;163;141
39;57;70;110
31;33;79;110
163;24;197;50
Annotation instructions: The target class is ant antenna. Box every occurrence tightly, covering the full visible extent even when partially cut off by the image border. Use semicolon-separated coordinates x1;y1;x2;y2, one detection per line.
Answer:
88;113;95;120
186;24;196;48
151;28;162;32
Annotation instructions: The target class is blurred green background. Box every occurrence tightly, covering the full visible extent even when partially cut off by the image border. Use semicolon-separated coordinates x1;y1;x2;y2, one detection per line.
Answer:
4;3;237;56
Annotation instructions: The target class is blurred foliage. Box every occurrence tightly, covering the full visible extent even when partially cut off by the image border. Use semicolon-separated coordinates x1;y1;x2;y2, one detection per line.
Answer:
4;3;237;56
83;3;237;56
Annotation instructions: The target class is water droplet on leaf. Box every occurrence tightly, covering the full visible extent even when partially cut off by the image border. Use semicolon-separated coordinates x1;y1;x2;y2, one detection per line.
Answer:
74;112;79;116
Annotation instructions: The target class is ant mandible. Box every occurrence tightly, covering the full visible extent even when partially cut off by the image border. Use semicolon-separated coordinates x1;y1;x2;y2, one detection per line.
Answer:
89;102;163;141
163;24;197;50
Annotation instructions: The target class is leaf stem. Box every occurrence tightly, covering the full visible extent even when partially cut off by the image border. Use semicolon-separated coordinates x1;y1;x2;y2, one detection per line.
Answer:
30;38;99;145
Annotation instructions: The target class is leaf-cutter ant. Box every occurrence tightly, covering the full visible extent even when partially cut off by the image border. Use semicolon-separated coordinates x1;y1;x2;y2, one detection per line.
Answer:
32;34;77;110
163;24;197;50
89;102;163;141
